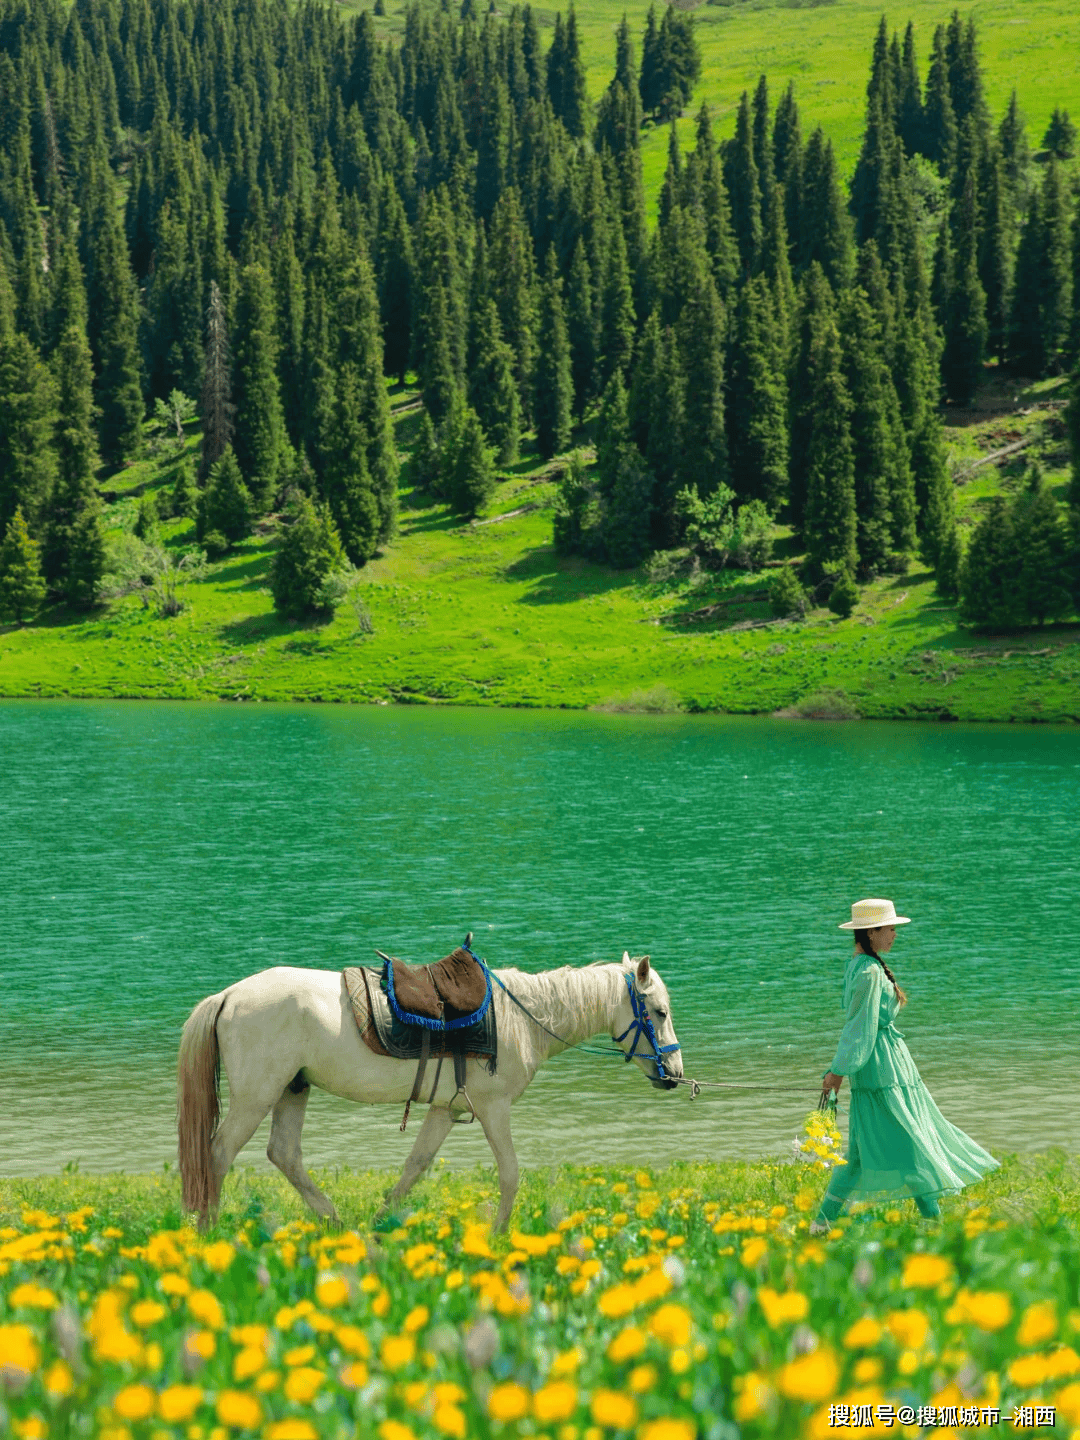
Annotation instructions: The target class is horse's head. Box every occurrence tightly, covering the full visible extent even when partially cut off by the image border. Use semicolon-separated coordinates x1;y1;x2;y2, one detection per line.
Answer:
611;952;683;1092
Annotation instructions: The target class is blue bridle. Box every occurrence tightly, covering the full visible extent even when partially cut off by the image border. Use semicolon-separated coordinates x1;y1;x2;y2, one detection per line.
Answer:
613;971;681;1079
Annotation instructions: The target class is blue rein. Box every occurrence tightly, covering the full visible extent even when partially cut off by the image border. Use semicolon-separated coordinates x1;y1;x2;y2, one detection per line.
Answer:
613;970;682;1079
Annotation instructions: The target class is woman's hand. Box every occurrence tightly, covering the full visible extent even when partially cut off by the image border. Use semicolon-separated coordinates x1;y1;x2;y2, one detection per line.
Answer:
821;1072;844;1094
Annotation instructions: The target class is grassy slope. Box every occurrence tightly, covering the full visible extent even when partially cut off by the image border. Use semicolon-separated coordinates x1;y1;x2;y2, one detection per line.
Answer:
1;373;1077;722
357;0;1080;222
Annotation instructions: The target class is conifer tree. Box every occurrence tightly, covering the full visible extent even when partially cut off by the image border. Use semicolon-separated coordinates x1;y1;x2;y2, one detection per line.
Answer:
642;323;685;546
694;103;739;302
599;222;635;388
998;91;1030;209
677;275;729;505
489;188;536;424
773;83;803;257
942;167;988;405
979;150;1013;364
751;75;774;224
0;507;47;623
90;216;143;467
923;25;958;175
1043;109;1077;161
232;262;285;512
566;238;597;421
0;328;58;535
801;307;858;578
958;495;1022;629
446;406;498;517
725;91;762;278
468;298;520;465
377;180;413;385
199;280;233;483
797;129;853;291
727;277;787;510
534;250;573;461
197;447;253;548
270;491;347;617
788;263;833;530
65;498;106;611
841;284;903;573
898;23;924;157
45;317;100;590
1012;464;1071;625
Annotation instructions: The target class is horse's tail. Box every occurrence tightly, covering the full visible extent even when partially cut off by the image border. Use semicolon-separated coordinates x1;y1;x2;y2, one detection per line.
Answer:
177;991;228;1216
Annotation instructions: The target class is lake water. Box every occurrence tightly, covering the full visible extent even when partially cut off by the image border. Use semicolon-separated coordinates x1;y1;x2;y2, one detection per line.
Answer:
2;701;1078;1181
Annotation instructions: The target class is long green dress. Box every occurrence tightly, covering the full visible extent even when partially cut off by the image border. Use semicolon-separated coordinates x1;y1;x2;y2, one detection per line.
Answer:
815;949;1000;1221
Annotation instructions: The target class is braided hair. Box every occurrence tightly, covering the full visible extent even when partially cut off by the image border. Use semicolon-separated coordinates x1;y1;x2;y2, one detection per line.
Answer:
854;928;908;1007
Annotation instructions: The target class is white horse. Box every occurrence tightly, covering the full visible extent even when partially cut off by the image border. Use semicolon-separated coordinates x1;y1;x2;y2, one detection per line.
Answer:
177;952;684;1233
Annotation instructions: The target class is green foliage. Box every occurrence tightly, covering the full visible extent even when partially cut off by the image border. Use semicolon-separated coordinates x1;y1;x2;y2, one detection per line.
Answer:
1043;108;1077;159
675;485;773;572
445;408;498;519
553;451;595;557
270;491;348;618
134;493;160;542
0;506;46;623
768;565;809;618
934;523;963;602
640;3;701;122
828;570;860;618
65;502;107;611
197;447;253;549
170;462;197;521
957;465;1071;630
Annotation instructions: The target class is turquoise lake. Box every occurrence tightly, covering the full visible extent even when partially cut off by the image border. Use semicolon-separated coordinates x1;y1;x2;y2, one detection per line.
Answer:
1;702;1077;1179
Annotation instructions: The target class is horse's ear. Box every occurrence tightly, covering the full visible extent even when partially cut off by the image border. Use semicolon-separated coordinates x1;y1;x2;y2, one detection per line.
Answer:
622;951;630;965
636;955;651;985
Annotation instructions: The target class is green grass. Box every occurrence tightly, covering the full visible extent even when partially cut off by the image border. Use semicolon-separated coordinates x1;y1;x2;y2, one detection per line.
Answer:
3;1154;1080;1438
355;0;1080;221
2;375;1078;723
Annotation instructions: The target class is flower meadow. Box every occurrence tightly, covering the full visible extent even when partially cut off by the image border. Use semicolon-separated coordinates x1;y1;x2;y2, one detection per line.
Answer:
3;1151;1080;1440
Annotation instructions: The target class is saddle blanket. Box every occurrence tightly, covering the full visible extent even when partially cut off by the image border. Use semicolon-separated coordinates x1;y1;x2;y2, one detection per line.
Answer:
344;966;498;1074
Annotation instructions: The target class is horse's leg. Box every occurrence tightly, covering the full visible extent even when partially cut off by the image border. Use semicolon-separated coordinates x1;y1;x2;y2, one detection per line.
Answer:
476;1097;519;1234
206;1094;276;1231
266;1086;342;1226
375;1106;456;1222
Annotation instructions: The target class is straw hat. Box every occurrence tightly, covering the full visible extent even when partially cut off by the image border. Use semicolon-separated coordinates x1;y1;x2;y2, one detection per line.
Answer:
839;898;911;931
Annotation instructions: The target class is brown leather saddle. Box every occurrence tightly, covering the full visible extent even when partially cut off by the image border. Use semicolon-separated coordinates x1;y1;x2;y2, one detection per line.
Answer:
343;941;497;1132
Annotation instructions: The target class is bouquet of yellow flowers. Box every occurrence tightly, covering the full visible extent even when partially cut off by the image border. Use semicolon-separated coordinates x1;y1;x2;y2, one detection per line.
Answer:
790;1106;847;1171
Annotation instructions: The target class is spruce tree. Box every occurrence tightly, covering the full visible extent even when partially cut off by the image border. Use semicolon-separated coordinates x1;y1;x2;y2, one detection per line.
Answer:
468;298;520;465
0;507;47;623
727;276;787;510
446;406;497;517
798;129;853;292
942;167;988;406
841;285;898;574
599;222;635;387
802;314;858;578
197;446;253;548
1013;464;1071;625
898;22;924;157
677;275;729;505
958;495;1022;629
566;238;597;421
65;499;107;610
45;311;99;589
725;91;762;278
199;280;233;483
270;491;347;617
923;25;958;176
534;250;573;461
232;262;285;512
1043;109;1077;161
0;329;58;535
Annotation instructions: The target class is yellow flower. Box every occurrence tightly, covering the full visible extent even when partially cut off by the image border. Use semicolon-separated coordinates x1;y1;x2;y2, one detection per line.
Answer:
1009;1354;1049;1388
378;1424;417;1440
159;1273;190;1296
649;1305;692;1348
598;1284;638;1319
337;1325;372;1358
233;1348;265;1381
11;1421;46;1440
131;1300;167;1328
843;1316;883;1349
185;1329;217;1360
607;1327;646;1363
432;1404;466;1438
638;1423;695;1440
757;1287;809;1328
8;1283;59;1309
946;1289;1013;1332
0;1324;41;1374
157;1385;203;1422
777;1346;840;1401
215;1390;262;1428
740;1238;767;1267
404;1305;430;1333
187;1290;226;1331
315;1276;349;1309
885;1308;930;1350
372;1291;391;1317
381;1335;416;1371
487;1382;530;1420
669;1348;690;1374
551;1346;584;1376
114;1385;156;1420
590;1390;638;1428
557;1255;581;1276
853;1357;883;1382
201;1242;236;1273
44;1359;75;1397
255;1370;281;1393
635;1172;652;1189
534;1382;578;1422
284;1344;316;1367
445;1270;464;1290
901;1254;953;1289
266;1424;318;1440
340;1361;369;1388
1055;1382;1080;1425
434;1384;467;1404
284;1366;324;1403
1018;1303;1059;1349
629;1364;658;1393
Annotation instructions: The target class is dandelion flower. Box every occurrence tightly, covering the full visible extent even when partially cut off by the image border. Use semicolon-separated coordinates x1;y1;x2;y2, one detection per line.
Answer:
0;1324;41;1375
1018;1303;1058;1349
607;1327;646;1363
590;1390;638;1428
336;1325;371;1358
777;1346;840;1401
432;1405;466;1438
487;1382;530;1421
843;1317;883;1349
315;1276;349;1309
534;1382;578;1421
378;1424;417;1440
885;1309;930;1350
381;1335;416;1371
283;1344;316;1368
266;1424;318;1440
8;1284;58;1310
740;1238;767;1268
233;1348;265;1381
157;1385;203;1422
113;1385;156;1420
551;1347;584;1376
404;1306;430;1333
215;1390;262;1428
340;1362;369;1388
131;1300;167;1328
901;1254;953;1289
283;1366;324;1403
187;1290;226;1331
44;1359;74;1397
649;1305;692;1348
201;1242;236;1274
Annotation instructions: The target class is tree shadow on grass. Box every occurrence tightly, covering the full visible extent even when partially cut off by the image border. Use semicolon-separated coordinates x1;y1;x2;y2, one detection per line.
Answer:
503;548;640;604
208;552;273;587
217;611;333;646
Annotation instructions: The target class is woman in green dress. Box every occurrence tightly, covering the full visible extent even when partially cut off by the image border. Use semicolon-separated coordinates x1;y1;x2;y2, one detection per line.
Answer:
809;898;1000;1235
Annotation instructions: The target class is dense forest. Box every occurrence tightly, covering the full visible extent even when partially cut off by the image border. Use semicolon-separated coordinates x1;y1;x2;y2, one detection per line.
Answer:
0;0;1078;625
